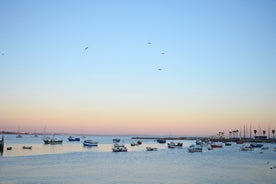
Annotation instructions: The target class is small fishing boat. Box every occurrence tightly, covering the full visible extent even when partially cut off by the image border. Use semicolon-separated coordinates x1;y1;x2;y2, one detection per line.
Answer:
250;143;263;148
22;146;32;149
146;147;157;151
112;143;127;152
241;145;254;151
83;140;98;146
130;142;138;146
225;142;232;146
137;140;142;145
211;143;223;148
113;138;120;143
167;142;183;148
196;139;203;145
261;146;269;150
43;137;63;144
156;139;166;144
188;144;203;153
236;140;243;144
16;134;23;138
68;136;80;142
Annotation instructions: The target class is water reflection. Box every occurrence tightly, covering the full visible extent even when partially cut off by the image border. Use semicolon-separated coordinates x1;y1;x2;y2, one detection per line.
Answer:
1;143;170;157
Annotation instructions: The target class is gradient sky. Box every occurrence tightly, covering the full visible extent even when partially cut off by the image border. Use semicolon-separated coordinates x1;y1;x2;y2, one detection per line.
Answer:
0;0;276;136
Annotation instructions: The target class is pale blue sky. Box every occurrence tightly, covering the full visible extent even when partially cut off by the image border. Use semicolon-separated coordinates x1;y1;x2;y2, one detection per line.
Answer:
0;0;276;135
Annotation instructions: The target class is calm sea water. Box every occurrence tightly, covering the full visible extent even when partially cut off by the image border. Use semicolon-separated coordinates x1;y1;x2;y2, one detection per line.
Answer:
0;134;276;184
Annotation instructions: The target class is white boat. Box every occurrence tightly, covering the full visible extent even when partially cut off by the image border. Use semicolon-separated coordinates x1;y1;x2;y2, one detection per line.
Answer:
130;142;138;146
261;146;269;150
112;143;127;152
146;147;157;151
167;142;183;148
241;145;254;151
16;134;23;138
188;144;203;153
83;140;98;146
43;137;63;144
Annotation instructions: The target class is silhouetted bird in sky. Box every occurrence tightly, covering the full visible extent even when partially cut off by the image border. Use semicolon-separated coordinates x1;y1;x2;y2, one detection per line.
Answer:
158;68;162;71
85;47;88;50
161;52;165;54
1;53;4;56
147;42;152;44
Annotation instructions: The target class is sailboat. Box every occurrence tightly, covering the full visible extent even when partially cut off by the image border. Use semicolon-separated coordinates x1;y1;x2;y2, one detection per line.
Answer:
16;127;23;138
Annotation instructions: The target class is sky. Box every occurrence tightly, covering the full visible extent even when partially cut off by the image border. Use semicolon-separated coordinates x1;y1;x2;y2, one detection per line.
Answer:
0;0;276;136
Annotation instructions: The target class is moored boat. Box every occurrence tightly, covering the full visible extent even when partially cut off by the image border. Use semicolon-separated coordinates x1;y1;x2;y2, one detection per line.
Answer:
167;142;183;148
236;140;243;144
113;138;120;143
83;140;98;146
211;143;223;148
225;142;232;146
130;142;138;146
112;143;127;152
261;146;269;150
196;139;203;146
68;136;80;142
43;137;63;144
188;144;203;153
241;145;254;151
146;147;157;151
250;143;263;148
22;146;32;149
137;140;142;145
156;139;166;144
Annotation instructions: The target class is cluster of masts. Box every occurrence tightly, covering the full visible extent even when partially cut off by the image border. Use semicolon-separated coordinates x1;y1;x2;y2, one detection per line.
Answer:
218;126;275;139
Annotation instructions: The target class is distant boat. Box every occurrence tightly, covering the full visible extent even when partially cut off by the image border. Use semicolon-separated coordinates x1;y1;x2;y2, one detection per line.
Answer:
7;147;12;151
240;145;254;151
22;146;32;149
167;142;183;148
68;136;80;142
211;143;223;148
236;140;243;144
156;139;166;144
146;147;157;151
43;137;63;144
261;146;269;150
16;134;23;138
188;144;203;153
250;143;263;148
112;143;127;152
195;139;203;145
113;138;120;143
137;140;142;145
225;142;232;146
130;142;138;146
83;140;98;146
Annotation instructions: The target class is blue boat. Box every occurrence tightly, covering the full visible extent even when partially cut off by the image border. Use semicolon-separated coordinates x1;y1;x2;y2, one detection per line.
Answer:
250;143;263;148
157;139;166;144
83;140;98;146
68;136;80;142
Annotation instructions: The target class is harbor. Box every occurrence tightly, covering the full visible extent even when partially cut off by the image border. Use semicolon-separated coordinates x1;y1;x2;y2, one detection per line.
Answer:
0;134;276;184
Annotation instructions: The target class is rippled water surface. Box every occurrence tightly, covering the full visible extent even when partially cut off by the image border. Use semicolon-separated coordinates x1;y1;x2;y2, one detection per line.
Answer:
0;134;276;184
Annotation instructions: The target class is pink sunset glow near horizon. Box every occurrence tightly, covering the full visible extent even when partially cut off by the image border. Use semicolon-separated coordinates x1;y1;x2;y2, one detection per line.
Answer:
1;1;276;136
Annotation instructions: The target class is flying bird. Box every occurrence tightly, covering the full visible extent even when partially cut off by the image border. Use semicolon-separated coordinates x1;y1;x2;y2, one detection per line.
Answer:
161;52;165;55
158;68;162;71
147;42;152;44
85;47;88;50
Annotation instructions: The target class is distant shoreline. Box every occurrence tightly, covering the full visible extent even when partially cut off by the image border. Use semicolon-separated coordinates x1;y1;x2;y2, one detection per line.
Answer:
132;136;276;143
